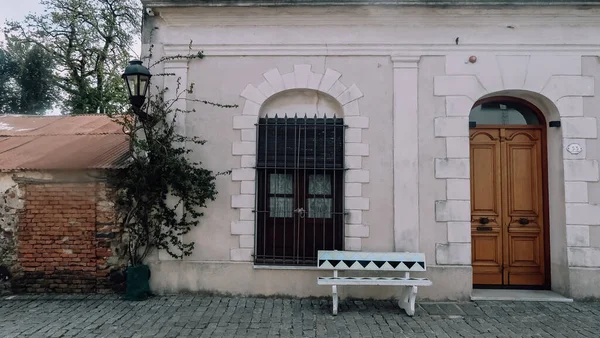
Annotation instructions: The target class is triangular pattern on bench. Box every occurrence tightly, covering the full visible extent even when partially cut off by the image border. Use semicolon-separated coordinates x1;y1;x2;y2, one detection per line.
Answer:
317;251;426;271
318;260;425;271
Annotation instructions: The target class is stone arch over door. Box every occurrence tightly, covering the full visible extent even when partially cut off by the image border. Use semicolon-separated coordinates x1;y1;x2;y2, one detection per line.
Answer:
230;65;370;262
433;53;595;295
469;95;550;287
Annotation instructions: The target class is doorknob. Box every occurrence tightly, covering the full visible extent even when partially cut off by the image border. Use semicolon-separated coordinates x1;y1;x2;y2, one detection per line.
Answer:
479;217;489;225
519;218;529;225
293;208;305;219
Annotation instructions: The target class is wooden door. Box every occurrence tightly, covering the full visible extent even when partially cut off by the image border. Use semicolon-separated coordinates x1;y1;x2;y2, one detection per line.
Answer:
471;126;546;286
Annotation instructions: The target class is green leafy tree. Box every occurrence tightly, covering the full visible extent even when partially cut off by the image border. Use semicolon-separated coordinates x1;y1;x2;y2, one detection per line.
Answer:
0;46;20;114
4;0;141;115
0;41;55;115
17;45;56;115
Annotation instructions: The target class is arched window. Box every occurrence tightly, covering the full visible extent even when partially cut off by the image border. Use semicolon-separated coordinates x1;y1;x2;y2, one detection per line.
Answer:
469;99;541;126
255;90;345;266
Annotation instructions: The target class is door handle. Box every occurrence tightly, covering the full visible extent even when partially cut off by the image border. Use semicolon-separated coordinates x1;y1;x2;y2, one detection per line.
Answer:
519;218;530;225
293;208;305;219
479;217;489;225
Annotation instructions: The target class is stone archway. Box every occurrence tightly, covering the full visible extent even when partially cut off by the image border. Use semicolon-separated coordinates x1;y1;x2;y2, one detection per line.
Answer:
433;53;595;296
230;65;370;262
468;95;551;287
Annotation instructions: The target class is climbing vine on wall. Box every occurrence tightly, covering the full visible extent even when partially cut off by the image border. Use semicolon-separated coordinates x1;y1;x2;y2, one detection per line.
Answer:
111;41;236;267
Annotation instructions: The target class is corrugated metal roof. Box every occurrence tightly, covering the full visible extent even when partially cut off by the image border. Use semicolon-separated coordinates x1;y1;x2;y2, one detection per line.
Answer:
0;115;130;170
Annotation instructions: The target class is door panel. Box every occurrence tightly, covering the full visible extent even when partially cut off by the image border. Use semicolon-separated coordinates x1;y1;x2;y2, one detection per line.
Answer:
508;230;544;285
472;231;503;284
471;127;546;287
503;128;545;285
470;129;502;219
470;129;503;285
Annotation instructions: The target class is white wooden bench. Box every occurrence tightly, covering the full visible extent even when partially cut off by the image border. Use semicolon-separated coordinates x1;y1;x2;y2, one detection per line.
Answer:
317;250;432;316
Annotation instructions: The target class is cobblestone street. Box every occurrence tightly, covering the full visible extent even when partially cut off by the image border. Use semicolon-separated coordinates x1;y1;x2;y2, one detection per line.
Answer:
1;294;599;337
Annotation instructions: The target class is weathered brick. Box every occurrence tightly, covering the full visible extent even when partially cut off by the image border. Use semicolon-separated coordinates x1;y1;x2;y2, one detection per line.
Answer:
14;181;122;294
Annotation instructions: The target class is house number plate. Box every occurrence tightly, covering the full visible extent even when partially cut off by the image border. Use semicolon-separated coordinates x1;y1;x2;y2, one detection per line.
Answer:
567;143;583;155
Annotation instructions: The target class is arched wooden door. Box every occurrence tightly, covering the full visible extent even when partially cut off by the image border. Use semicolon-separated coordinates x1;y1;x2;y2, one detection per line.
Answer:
469;98;549;287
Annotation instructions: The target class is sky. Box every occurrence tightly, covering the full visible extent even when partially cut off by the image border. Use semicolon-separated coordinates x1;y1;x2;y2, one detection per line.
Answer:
0;0;45;43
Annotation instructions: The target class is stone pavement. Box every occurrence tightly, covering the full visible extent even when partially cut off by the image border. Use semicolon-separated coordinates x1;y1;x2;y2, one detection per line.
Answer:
1;294;599;337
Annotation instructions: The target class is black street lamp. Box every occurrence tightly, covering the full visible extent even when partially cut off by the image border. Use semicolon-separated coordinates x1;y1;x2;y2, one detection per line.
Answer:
122;60;152;114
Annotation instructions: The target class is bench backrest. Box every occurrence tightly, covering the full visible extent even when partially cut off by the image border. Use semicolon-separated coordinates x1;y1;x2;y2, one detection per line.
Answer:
317;250;426;272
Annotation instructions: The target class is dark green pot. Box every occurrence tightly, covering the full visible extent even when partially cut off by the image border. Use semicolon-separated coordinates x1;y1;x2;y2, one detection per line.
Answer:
125;264;151;301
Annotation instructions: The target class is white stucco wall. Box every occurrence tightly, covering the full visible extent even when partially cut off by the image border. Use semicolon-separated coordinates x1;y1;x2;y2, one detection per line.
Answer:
143;5;600;300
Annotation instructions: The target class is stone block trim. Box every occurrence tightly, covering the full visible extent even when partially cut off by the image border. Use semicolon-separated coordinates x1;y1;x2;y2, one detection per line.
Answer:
446;179;470;201
563;138;587;160
435;243;471;265
242;101;261;116
568;247;600;268
231;221;254;235
343;100;360;116
345;210;362;225
561;118;598;139
240;84;267;105
231;168;255;181
231;65;370;261
566;225;590;247
445;96;474;117
230;248;253;262
435;159;469;179
434;75;486;101
541;76;594;101
447;222;471;243
345;225;370;238
564;160;599;182
232;194;254;209
434;117;469;137
239;235;255;249
566;203;600;225
556;97;583;117
564;182;588;203
435;200;471;222
345;237;362;251
446;137;470;158
345;128;362;143
433;54;597;267
239;209;254;221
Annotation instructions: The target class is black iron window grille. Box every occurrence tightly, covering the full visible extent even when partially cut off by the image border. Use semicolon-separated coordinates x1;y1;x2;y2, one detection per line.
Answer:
255;114;345;266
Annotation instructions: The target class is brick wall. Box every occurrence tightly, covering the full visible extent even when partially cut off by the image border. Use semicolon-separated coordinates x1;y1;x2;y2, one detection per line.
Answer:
13;180;123;293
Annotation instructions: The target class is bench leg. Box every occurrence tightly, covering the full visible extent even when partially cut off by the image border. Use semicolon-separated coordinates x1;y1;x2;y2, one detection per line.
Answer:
398;285;417;316
332;285;338;315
